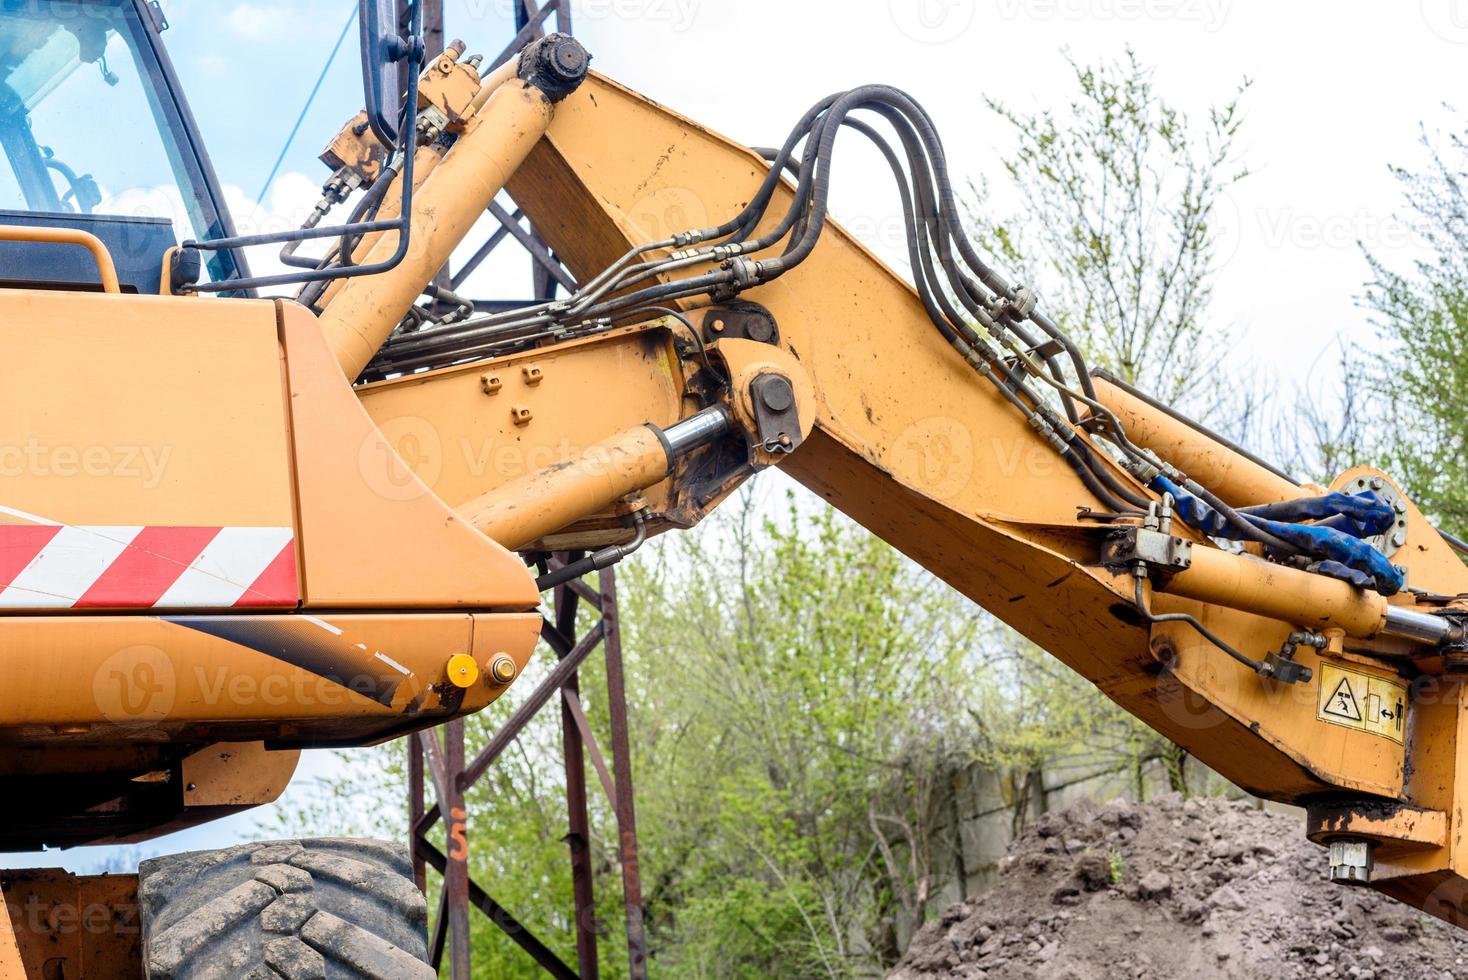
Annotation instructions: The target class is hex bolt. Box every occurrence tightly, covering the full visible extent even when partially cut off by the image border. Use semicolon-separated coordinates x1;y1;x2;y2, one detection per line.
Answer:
1370;476;1385;491
1327;838;1374;886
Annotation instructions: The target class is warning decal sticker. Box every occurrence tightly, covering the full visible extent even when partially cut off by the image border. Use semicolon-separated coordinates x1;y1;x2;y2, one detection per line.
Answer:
1315;663;1406;744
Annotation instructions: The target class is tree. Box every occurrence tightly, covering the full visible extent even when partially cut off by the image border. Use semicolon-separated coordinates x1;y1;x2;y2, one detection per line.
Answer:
1361;114;1468;535
619;487;978;976
968;47;1251;418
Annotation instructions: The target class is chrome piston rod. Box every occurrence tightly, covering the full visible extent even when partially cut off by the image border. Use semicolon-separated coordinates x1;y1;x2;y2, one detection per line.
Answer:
1382;606;1462;646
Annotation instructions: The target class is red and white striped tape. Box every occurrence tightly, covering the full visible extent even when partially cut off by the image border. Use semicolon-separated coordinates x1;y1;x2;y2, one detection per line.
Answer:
0;522;298;610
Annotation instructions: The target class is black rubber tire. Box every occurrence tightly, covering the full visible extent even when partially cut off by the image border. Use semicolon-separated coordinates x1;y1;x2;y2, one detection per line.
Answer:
137;838;435;980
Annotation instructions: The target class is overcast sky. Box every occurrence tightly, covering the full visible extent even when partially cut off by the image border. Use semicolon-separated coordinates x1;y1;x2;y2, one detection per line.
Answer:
19;0;1463;871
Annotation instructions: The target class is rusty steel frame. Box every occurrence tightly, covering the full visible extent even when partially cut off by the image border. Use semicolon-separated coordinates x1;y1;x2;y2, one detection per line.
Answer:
407;558;649;979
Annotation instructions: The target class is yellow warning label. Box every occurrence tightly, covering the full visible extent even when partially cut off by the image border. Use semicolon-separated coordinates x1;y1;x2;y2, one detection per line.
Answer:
1315;663;1406;744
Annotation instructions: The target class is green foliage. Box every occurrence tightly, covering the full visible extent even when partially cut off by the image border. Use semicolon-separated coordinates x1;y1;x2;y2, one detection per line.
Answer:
621;487;978;976
1107;849;1126;887
968;46;1251;418
1360;115;1468;535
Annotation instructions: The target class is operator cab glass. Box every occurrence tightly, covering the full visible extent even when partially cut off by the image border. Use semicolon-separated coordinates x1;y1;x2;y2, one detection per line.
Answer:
0;0;244;291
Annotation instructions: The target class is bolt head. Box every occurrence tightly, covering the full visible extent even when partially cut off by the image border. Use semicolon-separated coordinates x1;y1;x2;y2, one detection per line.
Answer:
547;36;589;79
1327;839;1373;886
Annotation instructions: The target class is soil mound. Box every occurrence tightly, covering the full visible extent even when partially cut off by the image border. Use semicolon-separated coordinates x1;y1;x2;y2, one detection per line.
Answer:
892;795;1468;979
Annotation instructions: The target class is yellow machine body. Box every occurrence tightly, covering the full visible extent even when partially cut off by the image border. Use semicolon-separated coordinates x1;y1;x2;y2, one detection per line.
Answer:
0;290;539;846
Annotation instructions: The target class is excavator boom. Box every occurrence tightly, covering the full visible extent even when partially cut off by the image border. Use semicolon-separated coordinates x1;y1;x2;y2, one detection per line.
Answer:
351;69;1468;925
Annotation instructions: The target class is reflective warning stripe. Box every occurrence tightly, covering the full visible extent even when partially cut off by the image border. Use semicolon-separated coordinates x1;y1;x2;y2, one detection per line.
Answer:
0;524;298;610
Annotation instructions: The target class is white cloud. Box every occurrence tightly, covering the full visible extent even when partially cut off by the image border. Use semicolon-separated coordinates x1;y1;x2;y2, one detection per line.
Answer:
100;170;327;296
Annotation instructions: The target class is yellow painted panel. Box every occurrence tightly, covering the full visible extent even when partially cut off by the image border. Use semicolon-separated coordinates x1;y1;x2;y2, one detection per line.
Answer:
0;290;293;527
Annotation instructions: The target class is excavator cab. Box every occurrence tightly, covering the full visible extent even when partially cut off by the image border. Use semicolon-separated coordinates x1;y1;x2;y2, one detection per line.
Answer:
0;0;244;291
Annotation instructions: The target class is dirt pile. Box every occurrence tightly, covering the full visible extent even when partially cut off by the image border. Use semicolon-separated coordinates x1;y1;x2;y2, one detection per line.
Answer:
892;795;1468;980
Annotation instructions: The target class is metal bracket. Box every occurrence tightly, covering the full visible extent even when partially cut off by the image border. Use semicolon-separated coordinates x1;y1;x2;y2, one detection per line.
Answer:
1104;526;1193;574
702;302;779;346
1260;630;1324;685
146;0;169;32
749;373;801;456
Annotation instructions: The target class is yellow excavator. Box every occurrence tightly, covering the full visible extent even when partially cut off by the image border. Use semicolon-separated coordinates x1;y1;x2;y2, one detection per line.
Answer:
3;1;1467;975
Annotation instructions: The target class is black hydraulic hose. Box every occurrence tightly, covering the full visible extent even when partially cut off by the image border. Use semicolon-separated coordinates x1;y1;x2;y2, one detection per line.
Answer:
878;87;1099;403
794;100;1142;513
1065;434;1153;509
1062;445;1143;514
730;104;838;252
696;93;843;244
845;102;1083;423
1133;576;1266;674
1090;368;1300;487
871;98;1151;506
625;305;728;384
297;163;405;307
835;86;1101;405
535;511;648;591
579;268;738;321
826;107;1152;513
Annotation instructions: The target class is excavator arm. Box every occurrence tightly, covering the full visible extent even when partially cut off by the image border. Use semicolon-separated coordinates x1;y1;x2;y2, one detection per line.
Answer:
338;66;1468;926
